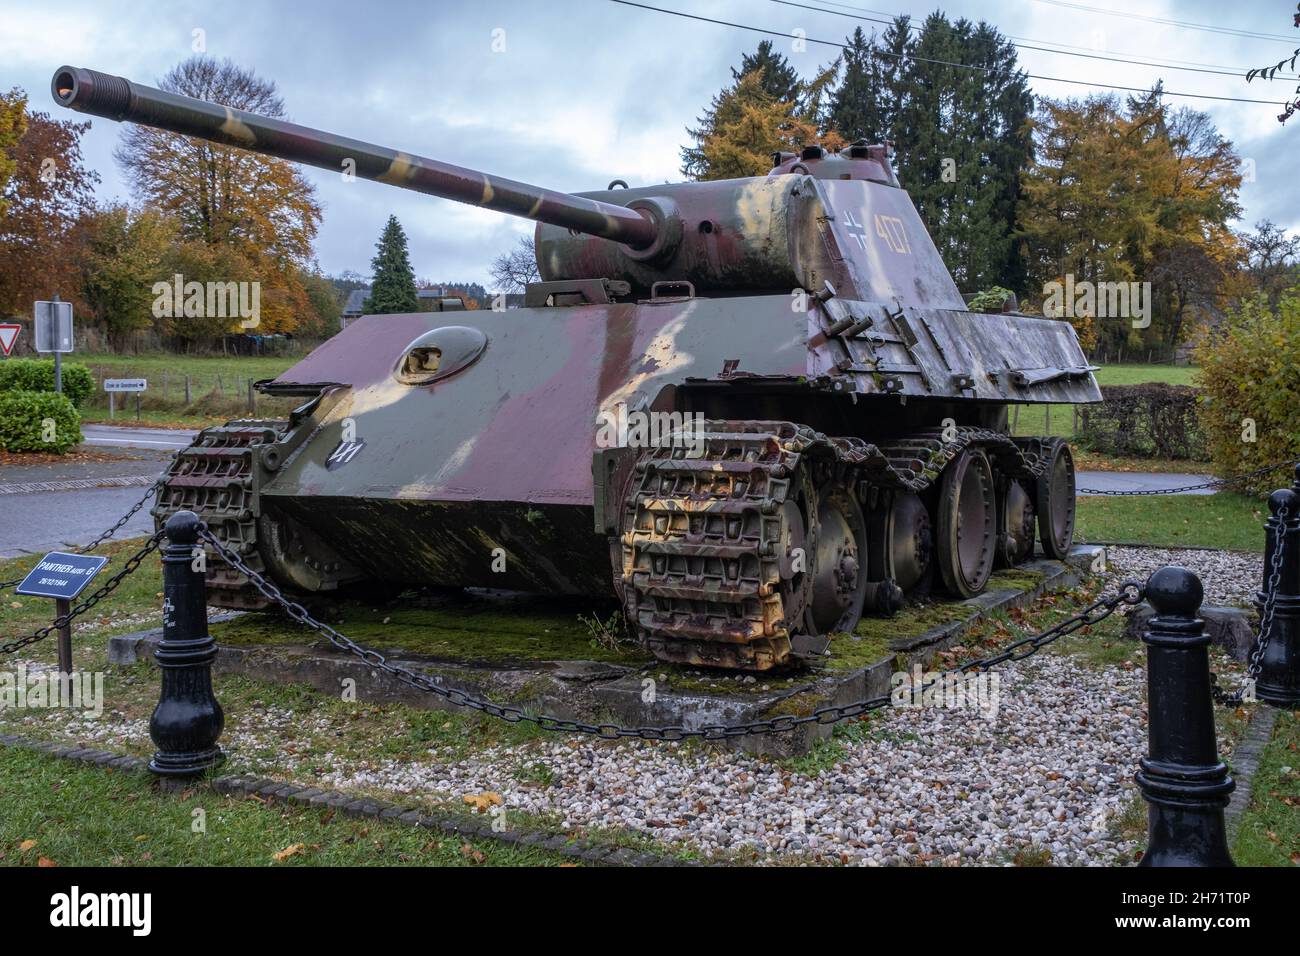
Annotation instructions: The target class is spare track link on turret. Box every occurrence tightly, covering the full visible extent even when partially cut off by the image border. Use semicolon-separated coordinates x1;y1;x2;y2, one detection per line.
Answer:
152;418;289;610
619;420;1047;671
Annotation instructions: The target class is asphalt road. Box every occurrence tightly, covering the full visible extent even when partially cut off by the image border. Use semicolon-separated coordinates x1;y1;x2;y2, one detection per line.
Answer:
0;437;174;560
81;424;197;451
0;424;1215;561
1075;470;1216;496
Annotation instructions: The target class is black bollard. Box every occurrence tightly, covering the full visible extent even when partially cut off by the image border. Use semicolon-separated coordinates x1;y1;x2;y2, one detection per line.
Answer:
1135;566;1234;867
1256;477;1300;709
148;511;225;777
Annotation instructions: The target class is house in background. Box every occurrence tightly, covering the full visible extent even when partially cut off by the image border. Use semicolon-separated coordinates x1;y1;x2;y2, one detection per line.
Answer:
339;286;466;330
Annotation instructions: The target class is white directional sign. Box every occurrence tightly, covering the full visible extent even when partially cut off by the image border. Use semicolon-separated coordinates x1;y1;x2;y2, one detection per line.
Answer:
104;378;148;393
34;301;74;353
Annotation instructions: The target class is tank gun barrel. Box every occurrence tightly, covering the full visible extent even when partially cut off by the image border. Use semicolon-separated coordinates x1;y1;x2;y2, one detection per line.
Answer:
51;66;659;249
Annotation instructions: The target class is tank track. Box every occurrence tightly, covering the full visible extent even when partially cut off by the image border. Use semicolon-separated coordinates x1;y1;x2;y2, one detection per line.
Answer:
152;418;289;610
619;421;1047;671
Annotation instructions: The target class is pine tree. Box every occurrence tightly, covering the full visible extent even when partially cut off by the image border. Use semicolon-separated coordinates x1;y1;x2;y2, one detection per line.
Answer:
830;27;885;143
363;215;418;314
732;41;800;103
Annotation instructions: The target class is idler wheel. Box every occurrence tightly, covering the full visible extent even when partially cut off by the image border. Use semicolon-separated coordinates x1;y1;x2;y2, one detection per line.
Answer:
1035;437;1077;560
935;448;997;598
997;478;1037;567
809;483;869;633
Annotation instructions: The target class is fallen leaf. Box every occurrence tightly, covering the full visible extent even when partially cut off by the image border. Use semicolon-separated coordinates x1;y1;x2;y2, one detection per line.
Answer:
273;843;305;862
462;791;503;813
18;840;36;853
38;857;57;867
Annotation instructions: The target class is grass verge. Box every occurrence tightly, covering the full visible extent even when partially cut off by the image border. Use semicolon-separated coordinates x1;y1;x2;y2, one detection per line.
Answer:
0;746;573;867
1232;709;1300;867
1075;492;1266;552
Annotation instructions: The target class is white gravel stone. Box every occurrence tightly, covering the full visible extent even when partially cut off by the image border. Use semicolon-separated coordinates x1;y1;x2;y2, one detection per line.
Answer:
1106;546;1262;608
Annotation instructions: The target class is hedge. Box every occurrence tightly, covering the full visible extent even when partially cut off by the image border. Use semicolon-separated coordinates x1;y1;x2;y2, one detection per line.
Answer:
1195;290;1300;497
0;390;83;454
0;359;93;408
1079;383;1206;460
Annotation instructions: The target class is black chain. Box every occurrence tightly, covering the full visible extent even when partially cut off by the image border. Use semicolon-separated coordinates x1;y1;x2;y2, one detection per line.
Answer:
0;482;160;592
1211;501;1289;706
0;532;164;655
1077;459;1297;496
199;525;1143;739
78;482;158;553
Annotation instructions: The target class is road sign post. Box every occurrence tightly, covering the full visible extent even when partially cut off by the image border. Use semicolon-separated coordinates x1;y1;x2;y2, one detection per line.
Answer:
34;297;74;393
104;378;147;422
15;552;109;684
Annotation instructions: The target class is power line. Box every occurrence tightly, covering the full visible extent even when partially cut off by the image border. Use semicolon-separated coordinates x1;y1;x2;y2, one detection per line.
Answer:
780;0;1300;80
607;0;1291;105
1032;0;1300;45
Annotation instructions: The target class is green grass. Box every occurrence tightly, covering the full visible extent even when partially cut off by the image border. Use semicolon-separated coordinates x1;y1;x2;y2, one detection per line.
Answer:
1075;492;1267;551
74;351;302;428
1232;709;1300;867
77;351;300;388
210;593;652;666
1094;363;1197;387
0;746;574;867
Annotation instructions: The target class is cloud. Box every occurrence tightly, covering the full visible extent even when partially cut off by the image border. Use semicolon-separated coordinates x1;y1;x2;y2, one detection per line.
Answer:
4;0;1295;287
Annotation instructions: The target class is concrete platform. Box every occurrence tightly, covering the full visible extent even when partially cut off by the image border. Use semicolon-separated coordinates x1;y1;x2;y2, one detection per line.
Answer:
109;545;1103;757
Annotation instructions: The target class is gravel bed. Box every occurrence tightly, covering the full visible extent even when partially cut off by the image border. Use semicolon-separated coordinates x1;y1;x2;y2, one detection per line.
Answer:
1106;546;1263;608
15;553;1258;866
303;653;1149;866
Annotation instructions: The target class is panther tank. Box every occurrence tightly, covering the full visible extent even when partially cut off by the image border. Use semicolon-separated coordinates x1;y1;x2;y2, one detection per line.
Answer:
53;65;1099;671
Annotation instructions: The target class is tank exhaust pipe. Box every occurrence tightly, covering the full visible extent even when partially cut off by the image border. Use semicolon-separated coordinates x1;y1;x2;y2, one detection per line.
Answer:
51;65;660;250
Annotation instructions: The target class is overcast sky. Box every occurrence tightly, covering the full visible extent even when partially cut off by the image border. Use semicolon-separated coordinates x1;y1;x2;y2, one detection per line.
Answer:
4;0;1298;289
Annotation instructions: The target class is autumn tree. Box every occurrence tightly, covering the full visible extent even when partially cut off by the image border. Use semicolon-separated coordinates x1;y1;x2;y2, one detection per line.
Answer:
116;57;320;265
114;57;322;339
299;268;343;339
0;105;99;317
489;235;540;293
363;215;418;314
1018;90;1242;352
681;65;845;181
0;89;27;221
80;204;176;350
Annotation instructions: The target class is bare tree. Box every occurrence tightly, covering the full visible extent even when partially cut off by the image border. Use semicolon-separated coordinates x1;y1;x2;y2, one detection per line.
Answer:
1240;220;1300;309
488;235;540;293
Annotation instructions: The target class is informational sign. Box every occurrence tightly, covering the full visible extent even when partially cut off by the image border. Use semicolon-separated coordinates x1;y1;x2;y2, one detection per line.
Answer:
33;300;74;353
0;323;18;356
14;552;108;601
104;378;148;393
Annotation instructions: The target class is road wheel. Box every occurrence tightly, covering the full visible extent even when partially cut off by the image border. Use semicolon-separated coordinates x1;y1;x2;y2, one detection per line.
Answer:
935;448;997;598
1035;438;1076;559
997;478;1037;567
809;481;868;633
